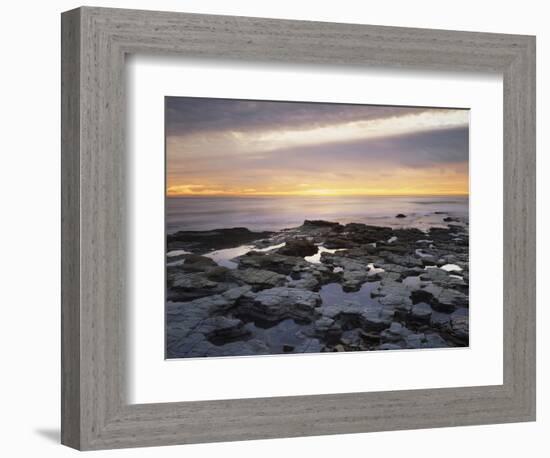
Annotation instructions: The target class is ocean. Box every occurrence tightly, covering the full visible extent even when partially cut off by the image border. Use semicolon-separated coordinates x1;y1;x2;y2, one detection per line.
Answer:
166;195;468;233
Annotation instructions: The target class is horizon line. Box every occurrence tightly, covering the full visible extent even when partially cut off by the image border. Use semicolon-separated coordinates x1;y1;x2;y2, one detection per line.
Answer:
166;192;470;198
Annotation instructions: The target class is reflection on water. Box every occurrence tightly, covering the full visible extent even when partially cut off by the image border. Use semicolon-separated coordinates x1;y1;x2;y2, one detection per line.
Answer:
166;249;191;267
167;242;349;270
440;264;463;272
242;318;315;353
425;264;463;272
305;246;345;264
167;249;191;257
319;282;381;308
367;263;385;275
167;195;469;233
204;246;251;269
203;242;286;269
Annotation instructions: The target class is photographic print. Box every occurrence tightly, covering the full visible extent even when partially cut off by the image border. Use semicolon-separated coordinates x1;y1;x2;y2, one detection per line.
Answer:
165;97;469;359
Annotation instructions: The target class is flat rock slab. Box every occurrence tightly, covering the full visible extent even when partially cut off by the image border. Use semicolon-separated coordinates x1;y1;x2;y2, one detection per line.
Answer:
421;283;469;311
410;302;433;323
167;270;238;301
167;227;273;253
238;287;322;323
237;251;310;275
230;268;286;290
381;321;413;343
372;280;413;310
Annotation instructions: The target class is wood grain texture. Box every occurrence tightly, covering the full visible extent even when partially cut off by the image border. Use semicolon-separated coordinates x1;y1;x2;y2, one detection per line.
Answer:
60;7;81;450
61;6;536;450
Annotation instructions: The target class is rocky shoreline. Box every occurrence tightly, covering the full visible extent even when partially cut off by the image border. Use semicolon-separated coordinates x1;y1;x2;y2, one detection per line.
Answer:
166;214;469;358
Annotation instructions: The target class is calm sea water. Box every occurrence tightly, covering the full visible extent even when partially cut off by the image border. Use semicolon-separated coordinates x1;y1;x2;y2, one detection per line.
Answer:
166;195;468;233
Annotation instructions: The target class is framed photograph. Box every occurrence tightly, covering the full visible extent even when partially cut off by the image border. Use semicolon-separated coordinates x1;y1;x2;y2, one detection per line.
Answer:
61;6;536;450
164;97;471;359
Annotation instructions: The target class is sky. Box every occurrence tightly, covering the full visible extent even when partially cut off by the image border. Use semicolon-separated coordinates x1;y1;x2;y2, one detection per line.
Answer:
165;97;469;197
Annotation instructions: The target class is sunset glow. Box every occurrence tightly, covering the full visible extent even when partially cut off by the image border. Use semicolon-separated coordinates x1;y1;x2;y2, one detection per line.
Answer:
166;98;469;197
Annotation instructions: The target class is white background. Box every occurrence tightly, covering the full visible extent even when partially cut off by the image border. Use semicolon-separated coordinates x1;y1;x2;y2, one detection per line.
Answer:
0;1;546;457
129;57;503;403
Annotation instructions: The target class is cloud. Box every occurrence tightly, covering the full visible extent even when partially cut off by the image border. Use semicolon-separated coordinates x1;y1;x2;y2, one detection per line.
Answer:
166;96;466;136
165;97;469;196
167;126;468;175
260;125;469;170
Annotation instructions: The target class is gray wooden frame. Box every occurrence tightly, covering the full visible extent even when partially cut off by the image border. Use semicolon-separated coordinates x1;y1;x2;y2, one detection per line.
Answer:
61;6;536;451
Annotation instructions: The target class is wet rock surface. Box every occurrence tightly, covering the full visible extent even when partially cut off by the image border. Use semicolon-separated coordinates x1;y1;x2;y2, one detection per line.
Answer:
230;268;287;291
277;238;318;257
166;214;469;358
167;227;274;253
